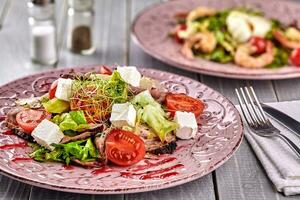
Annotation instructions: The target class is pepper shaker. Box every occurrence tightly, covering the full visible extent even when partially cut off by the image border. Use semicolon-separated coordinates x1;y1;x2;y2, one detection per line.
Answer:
67;0;95;55
28;0;58;65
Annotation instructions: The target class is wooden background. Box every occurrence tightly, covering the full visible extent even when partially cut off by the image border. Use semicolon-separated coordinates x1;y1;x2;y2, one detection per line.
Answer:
0;0;299;199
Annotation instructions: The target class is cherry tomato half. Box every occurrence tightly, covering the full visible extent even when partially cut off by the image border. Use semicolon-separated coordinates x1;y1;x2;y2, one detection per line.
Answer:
165;93;205;117
100;65;112;75
174;24;187;44
250;37;267;54
290;48;300;67
16;109;51;134
105;129;146;166
49;80;58;99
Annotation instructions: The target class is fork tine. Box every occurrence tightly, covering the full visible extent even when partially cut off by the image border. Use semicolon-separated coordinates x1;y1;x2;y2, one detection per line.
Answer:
235;88;254;126
249;86;269;123
244;86;265;124
239;87;259;126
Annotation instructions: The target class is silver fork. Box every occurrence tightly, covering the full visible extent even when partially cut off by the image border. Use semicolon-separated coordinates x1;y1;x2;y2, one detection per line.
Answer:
236;86;300;158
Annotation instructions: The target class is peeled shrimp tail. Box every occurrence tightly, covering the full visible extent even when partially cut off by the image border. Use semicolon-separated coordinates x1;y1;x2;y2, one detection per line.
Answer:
181;32;217;59
273;30;300;49
234;41;275;68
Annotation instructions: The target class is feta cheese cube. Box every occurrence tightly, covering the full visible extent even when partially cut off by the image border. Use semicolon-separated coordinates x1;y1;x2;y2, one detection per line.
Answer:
32;119;64;150
110;102;137;127
117;66;141;87
55;78;73;101
174;111;198;139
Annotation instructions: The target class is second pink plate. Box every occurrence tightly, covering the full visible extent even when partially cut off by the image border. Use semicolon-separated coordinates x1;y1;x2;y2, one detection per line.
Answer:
132;0;300;80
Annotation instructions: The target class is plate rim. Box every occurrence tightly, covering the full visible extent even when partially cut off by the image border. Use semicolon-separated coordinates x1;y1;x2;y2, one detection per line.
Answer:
0;66;244;194
131;0;300;80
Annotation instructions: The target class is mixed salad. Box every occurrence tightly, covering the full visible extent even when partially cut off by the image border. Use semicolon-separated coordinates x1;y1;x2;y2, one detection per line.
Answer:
5;66;204;167
171;7;300;69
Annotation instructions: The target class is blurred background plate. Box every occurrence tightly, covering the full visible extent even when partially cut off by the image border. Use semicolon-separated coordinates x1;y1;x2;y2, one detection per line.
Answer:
0;66;243;194
131;0;300;80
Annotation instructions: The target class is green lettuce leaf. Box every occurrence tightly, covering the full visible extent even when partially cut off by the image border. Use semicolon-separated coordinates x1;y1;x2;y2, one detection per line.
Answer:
30;138;98;165
131;90;164;115
141;105;178;142
52;111;89;132
131;90;178;142
42;98;70;114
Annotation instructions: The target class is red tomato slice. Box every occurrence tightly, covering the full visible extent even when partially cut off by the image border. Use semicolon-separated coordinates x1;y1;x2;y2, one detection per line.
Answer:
49;80;58;99
16;109;51;134
174;24;187;44
165;93;205;117
250;37;267;54
290;48;300;67
100;65;113;75
105;129;146;166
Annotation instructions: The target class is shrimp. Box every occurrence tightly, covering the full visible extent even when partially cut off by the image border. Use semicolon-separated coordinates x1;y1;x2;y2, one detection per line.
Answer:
181;32;217;59
273;28;300;49
234;41;275;68
186;7;216;23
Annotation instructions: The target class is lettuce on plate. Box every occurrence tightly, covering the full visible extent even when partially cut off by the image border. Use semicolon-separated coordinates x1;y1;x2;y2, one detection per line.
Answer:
141;105;178;142
42;98;70;114
131;90;178;142
30;138;98;165
52;110;89;132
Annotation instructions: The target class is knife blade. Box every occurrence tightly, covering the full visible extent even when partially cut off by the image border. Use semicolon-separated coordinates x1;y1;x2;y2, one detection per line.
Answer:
261;103;300;137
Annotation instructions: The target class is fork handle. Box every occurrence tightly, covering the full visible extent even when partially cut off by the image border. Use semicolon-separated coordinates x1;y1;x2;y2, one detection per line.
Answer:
277;134;300;158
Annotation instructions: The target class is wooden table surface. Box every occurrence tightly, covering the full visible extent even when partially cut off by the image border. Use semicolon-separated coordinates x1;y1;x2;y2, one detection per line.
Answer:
0;0;299;199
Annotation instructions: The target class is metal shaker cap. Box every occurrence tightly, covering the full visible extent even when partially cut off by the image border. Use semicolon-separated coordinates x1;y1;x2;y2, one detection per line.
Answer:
31;0;54;5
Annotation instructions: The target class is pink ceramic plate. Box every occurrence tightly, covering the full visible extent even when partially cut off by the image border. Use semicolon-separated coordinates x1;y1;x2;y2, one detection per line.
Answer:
132;0;300;80
0;66;243;194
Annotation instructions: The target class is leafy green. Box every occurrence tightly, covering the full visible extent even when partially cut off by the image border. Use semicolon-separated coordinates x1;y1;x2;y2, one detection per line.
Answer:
131;90;164;115
69;110;87;124
201;47;233;63
30;138;98;165
105;71;128;103
52;111;89;132
42;98;70;114
267;47;289;68
141;105;178;142
131;90;177;142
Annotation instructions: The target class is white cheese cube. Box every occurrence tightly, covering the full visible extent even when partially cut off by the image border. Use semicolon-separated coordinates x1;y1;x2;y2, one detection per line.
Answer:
117;66;141;87
55;78;73;101
110;102;137;127
174;111;198;139
32;119;64;150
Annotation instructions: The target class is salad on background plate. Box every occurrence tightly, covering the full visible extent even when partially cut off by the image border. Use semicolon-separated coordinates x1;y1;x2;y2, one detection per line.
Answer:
171;6;300;69
5;66;205;168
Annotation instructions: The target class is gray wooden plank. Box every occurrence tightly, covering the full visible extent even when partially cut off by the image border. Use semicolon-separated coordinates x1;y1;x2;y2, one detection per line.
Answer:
273;79;300;102
29;187;123;200
57;0;127;67
128;1;215;199
126;174;215;200
0;175;31;200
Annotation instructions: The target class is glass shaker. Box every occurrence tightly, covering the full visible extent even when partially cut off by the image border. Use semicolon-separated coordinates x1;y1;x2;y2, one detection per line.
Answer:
28;0;58;65
67;0;95;55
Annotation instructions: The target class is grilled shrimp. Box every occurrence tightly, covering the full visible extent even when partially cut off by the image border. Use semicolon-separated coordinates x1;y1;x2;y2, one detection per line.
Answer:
181;32;217;59
273;28;300;49
234;41;275;68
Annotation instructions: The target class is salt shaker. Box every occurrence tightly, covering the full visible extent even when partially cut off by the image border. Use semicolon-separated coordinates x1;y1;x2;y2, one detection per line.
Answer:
28;0;58;65
67;0;95;55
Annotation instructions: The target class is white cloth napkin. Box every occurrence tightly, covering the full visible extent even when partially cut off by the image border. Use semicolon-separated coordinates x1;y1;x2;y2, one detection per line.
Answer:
237;100;300;196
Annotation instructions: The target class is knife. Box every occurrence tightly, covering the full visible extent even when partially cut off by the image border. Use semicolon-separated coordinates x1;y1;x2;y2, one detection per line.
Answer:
261;103;300;138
